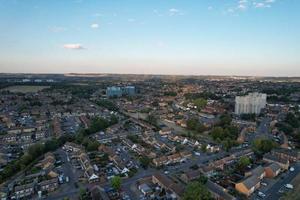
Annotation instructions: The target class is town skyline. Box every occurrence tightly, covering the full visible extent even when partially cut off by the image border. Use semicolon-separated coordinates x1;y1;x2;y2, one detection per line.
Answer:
1;0;300;76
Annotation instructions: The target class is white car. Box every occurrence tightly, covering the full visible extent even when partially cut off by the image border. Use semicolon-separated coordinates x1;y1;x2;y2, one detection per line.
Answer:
258;192;266;198
285;184;294;189
261;182;268;186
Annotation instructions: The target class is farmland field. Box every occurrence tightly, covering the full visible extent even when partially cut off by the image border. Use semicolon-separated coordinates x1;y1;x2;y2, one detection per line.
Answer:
1;85;50;93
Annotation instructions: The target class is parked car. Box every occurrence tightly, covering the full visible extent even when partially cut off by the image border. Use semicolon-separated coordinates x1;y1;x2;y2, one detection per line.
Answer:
258;192;266;198
285;184;294;189
261;182;268;186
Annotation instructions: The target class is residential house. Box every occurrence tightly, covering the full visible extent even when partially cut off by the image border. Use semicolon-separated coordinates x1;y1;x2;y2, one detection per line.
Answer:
153;156;168;167
263;153;290;170
264;163;281;178
207;180;236;200
159;127;172;136
14;183;35;199
180;170;201;183
79;152;99;183
152;173;184;199
244;166;265;180
38;178;58;192
235;175;260;197
63;142;83;153
271;148;299;162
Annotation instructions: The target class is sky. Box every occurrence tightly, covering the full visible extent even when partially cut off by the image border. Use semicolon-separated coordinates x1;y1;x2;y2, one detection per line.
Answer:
0;0;299;76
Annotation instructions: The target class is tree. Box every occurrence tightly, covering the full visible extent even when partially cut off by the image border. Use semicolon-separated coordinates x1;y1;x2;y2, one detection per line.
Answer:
237;156;251;170
146;114;157;126
79;188;91;200
89;117;109;133
139;156;151;169
240;113;256;121
193;98;207;111
197;175;208;184
28;143;45;158
109;115;119;125
111;176;122;191
285;112;300;128
187;118;198;130
219;114;232;126
201;144;207;152
252;138;277;154
86;140;100;152
222;138;236;151
183;182;212;200
96;99;119;111
210;127;224;141
44;139;59;152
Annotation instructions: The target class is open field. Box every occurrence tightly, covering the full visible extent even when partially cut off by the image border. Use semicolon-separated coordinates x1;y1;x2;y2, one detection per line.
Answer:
1;85;50;93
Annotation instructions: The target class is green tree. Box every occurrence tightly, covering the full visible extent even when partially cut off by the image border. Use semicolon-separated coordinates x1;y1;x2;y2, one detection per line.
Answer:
86;140;100;152
237;156;251;170
193;98;207;111
285;112;300;128
183;182;212;200
109;115;119;125
111;176;122;191
219;114;232;126
187;118;198;130
252;138;277;154
139;156;151;169
210;127;224;140
146;114;158;126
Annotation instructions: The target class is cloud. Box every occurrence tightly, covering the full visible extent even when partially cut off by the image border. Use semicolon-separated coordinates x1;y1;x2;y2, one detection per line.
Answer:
168;8;184;16
156;41;167;48
224;0;276;14
63;44;85;50
90;23;99;29
93;13;103;17
49;26;66;33
238;4;247;10
265;0;275;3
153;9;164;16
253;2;271;8
128;18;136;22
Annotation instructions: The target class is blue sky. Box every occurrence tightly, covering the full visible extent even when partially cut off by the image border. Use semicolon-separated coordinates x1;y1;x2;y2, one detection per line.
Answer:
0;0;299;76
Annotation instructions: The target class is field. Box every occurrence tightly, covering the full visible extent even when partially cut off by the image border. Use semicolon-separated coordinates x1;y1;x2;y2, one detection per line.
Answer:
1;85;50;93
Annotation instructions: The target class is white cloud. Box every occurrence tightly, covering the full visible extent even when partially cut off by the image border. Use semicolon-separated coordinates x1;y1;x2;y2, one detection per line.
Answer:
49;26;66;33
239;0;248;3
265;0;275;3
93;13;103;17
63;44;85;50
153;9;164;16
90;23;99;29
168;8;184;16
227;8;235;13
238;4;247;10
128;18;136;22
253;2;271;8
156;41;167;48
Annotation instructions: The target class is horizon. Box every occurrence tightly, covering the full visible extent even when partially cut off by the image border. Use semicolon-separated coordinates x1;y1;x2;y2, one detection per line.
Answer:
1;0;300;76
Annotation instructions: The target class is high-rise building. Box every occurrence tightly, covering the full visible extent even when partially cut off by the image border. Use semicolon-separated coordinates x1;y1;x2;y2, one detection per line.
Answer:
235;92;267;115
123;86;135;96
106;86;122;97
106;86;135;97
